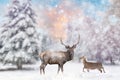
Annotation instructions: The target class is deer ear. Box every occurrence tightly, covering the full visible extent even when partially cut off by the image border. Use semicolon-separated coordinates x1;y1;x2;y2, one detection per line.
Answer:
83;56;85;58
72;45;76;48
65;46;69;49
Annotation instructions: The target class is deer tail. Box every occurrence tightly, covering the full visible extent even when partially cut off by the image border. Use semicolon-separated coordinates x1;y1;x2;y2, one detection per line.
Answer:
39;52;46;61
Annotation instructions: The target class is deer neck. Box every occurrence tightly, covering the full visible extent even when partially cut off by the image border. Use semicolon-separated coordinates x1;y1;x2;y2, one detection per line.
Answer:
65;50;74;61
83;58;87;64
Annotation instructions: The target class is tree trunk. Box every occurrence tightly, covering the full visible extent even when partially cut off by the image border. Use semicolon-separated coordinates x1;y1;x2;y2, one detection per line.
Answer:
16;57;23;70
110;56;115;65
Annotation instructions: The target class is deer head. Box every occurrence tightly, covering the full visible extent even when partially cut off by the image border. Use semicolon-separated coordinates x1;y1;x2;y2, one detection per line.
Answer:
80;56;85;60
60;35;80;52
79;56;87;63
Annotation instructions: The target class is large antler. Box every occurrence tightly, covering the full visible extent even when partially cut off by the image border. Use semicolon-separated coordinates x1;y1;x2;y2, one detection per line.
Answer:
73;34;80;46
60;38;68;47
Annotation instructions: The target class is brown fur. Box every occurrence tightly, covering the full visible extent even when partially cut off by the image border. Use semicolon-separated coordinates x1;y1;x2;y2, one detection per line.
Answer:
80;56;105;73
39;48;76;74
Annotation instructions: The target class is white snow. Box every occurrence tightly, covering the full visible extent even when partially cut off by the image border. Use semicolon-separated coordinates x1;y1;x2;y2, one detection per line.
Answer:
22;38;30;48
0;61;119;80
26;27;35;35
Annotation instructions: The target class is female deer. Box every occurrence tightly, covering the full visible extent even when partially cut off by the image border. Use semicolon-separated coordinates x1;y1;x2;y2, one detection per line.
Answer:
80;56;105;73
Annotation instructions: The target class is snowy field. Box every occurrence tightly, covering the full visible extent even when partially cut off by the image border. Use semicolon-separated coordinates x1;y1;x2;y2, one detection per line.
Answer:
0;61;119;80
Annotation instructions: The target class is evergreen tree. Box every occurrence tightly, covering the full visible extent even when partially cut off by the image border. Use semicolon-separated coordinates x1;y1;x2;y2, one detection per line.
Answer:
0;0;42;69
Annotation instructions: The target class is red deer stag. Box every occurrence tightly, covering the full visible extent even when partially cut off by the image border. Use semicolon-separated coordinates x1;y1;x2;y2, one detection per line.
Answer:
39;35;80;74
80;56;105;73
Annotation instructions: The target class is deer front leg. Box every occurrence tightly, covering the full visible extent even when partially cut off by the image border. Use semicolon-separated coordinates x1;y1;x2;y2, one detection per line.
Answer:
83;67;85;72
60;64;64;73
57;64;60;74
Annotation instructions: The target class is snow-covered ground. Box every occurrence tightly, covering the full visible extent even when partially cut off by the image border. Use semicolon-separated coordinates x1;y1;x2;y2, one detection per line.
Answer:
0;61;119;80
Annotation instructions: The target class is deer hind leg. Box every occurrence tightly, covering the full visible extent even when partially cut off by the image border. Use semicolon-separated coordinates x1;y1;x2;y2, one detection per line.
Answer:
40;63;44;74
98;68;102;73
43;64;47;74
40;63;47;74
102;67;105;73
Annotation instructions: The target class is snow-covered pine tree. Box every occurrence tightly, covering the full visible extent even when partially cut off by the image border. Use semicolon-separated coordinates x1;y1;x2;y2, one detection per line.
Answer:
0;0;42;69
